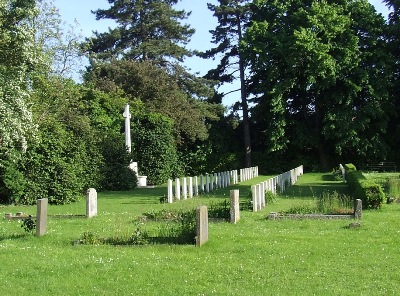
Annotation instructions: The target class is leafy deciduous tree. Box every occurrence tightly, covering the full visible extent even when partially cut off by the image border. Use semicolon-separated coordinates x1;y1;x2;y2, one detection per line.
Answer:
244;0;390;169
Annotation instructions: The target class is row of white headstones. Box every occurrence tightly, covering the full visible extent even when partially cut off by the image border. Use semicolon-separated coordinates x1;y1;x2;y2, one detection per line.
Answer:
166;167;259;203
251;165;304;212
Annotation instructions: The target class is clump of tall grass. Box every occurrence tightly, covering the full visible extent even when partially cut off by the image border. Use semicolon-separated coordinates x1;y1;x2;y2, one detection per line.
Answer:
316;190;353;214
284;190;353;214
386;178;400;202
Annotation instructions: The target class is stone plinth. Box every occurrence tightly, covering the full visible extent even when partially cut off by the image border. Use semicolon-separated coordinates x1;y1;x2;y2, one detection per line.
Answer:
137;175;147;187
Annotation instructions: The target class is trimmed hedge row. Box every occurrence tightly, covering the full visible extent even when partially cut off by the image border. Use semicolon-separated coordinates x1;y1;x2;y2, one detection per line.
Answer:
345;164;385;209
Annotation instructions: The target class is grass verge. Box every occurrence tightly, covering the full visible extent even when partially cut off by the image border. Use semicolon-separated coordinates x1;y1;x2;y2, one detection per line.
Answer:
1;172;399;295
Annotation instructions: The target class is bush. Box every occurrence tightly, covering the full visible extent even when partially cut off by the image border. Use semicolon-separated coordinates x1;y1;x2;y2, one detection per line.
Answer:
347;169;385;209
99;132;137;191
344;163;357;173
132;112;180;185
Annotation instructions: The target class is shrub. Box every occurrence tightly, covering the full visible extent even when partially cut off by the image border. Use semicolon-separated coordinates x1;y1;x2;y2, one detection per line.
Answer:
132;112;180;185
347;169;385;209
265;190;276;204
344;163;357;173
99;132;137;191
208;199;230;219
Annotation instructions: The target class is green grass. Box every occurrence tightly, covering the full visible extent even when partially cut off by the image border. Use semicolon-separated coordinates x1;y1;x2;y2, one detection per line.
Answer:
1;173;400;295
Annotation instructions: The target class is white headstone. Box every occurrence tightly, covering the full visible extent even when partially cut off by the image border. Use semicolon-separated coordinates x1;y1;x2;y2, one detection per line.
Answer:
175;178;181;200
182;178;187;200
188;177;193;198
86;188;97;218
194;176;199;196
167;179;173;203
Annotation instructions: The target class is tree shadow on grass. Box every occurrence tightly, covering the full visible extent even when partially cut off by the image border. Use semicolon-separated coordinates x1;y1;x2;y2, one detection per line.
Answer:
283;174;349;198
0;233;27;241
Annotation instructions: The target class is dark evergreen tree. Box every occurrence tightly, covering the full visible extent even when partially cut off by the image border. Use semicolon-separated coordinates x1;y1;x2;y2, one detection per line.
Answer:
88;0;194;62
383;0;400;163
199;0;253;167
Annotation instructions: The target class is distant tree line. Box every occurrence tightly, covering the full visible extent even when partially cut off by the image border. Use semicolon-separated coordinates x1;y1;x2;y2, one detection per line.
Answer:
0;0;398;204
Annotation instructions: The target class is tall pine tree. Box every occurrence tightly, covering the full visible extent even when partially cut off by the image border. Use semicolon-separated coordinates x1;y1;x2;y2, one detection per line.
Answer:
200;0;253;167
88;0;194;63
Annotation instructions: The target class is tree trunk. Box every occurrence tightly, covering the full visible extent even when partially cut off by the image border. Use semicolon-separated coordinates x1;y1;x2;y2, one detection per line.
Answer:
237;12;252;168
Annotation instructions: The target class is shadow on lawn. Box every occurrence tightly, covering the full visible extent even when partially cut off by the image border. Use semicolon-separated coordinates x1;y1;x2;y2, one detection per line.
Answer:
284;174;349;198
0;233;27;241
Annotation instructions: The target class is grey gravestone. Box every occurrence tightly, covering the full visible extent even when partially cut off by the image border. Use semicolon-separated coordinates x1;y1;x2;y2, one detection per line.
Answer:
354;199;362;219
230;190;240;224
36;198;48;237
86;188;97;218
196;206;208;247
205;175;210;193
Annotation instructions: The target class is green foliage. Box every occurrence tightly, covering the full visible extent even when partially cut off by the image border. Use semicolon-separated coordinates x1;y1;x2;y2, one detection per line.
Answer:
132;112;180;185
244;0;391;169
87;60;220;147
0;76;136;204
347;170;385;209
99;132;137;191
79;227;149;246
208;199;230;219
88;0;194;62
0;0;39;152
283;204;318;215
386;178;400;201
344;163;357;173
201;0;253;167
265;190;276;204
157;209;196;244
21;216;36;234
316;191;353;214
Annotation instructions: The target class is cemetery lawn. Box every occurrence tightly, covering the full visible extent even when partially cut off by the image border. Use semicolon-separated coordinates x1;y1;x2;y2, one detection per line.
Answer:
1;173;399;295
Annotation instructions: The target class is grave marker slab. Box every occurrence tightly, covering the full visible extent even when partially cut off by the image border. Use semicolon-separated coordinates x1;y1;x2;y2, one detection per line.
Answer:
230;190;240;224
196;206;209;247
86;188;97;218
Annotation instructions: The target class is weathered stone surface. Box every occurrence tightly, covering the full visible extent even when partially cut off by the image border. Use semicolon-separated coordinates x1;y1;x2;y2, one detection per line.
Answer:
194;176;199;196
175;178;181;200
182;177;187;200
167;179;173;203
354;199;362;219
230;190;240;224
196;206;208;247
252;185;258;212
188;177;193;198
86;188;98;218
36;198;48;237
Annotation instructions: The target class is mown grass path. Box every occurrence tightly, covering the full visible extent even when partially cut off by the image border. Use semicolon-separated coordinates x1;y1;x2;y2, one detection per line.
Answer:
1;172;399;295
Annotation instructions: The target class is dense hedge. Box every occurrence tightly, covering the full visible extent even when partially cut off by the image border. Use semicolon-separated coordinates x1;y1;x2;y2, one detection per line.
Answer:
346;164;385;209
0;81;137;205
132;112;181;185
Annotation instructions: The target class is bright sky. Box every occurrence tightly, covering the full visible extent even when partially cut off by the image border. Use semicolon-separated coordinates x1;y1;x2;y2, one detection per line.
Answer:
53;0;390;106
